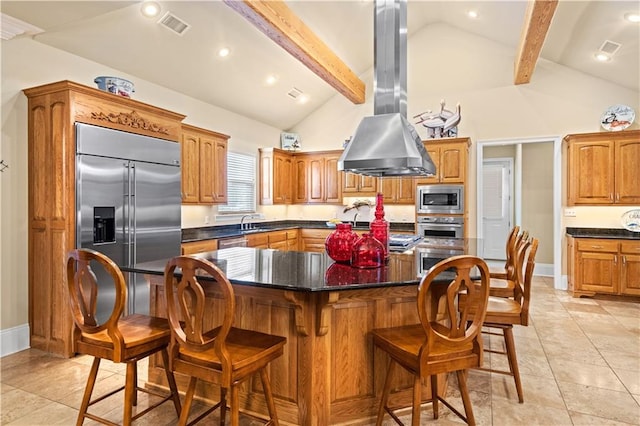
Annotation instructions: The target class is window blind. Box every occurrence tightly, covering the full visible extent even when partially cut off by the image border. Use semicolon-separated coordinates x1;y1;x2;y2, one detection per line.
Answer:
218;152;256;213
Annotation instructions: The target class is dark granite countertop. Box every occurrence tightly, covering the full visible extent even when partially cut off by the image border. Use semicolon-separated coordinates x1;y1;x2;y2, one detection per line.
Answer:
566;227;640;240
182;220;415;243
122;244;477;292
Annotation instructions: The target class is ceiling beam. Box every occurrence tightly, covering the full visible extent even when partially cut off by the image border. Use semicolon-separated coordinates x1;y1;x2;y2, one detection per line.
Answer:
514;0;558;85
223;0;365;105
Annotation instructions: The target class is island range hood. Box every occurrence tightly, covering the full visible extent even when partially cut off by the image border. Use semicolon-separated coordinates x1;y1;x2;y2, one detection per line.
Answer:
338;0;436;177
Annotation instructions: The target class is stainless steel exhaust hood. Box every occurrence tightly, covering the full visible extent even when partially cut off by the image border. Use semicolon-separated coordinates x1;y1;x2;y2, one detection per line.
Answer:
338;0;436;177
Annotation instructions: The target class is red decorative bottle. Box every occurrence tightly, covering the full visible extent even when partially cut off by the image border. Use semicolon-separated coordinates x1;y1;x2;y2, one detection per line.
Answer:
370;192;390;260
325;223;358;264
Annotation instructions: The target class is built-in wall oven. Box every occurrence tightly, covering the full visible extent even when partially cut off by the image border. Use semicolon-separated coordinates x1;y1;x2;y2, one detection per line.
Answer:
416;184;464;214
416;216;464;240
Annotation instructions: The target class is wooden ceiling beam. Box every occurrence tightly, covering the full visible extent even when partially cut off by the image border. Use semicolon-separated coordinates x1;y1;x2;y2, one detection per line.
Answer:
514;0;558;85
224;0;365;104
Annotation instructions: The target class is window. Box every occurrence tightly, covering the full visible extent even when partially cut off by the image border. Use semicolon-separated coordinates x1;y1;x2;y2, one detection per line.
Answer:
218;151;256;214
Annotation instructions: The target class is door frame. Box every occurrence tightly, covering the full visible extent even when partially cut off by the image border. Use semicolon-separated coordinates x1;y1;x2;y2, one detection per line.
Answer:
475;136;563;290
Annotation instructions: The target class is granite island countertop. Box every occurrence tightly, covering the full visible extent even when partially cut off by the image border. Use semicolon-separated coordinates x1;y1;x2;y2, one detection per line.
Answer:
122;244;479;292
566;227;640;240
182;220;415;243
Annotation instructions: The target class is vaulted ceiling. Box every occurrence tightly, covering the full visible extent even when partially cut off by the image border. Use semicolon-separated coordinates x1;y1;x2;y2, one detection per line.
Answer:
2;1;638;130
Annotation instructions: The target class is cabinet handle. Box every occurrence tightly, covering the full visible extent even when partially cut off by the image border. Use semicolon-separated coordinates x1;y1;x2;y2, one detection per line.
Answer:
614;255;617;263
616;193;620;201
610;193;614;201
622;255;626;265
591;245;603;249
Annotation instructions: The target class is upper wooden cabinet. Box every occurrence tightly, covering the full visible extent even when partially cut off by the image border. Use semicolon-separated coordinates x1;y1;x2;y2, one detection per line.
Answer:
260;148;293;205
294;151;342;204
342;172;378;196
566;130;640;205
379;177;416;204
416;138;470;185
23;80;185;357
181;124;229;204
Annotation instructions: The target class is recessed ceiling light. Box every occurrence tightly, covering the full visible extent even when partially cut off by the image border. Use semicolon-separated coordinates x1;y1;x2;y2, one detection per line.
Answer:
218;47;230;58
265;75;279;86
594;52;611;62
467;10;479;19
624;12;640;23
140;1;161;18
297;94;310;104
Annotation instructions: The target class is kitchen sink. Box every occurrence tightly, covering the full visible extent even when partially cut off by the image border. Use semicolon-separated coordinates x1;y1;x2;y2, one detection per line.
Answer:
242;228;266;234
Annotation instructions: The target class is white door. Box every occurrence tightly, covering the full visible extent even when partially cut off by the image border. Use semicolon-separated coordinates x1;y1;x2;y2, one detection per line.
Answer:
482;159;512;260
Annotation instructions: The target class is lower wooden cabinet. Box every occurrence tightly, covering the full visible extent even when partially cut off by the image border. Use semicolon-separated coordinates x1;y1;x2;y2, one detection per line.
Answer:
568;236;640;297
181;239;218;255
300;229;332;252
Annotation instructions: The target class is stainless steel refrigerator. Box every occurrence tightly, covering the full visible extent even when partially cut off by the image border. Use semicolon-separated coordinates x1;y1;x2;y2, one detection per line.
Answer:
75;123;181;320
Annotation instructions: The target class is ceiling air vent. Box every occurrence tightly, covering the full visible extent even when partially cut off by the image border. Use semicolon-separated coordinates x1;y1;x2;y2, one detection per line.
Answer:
158;11;190;36
599;40;621;55
287;87;303;100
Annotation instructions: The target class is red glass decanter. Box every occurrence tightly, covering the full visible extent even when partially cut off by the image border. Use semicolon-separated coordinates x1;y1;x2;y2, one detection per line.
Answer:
351;233;385;268
325;223;358;264
370;192;390;260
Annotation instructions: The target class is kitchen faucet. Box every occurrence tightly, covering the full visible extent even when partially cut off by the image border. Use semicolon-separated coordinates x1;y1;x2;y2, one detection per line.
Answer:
240;214;252;230
352;212;360;228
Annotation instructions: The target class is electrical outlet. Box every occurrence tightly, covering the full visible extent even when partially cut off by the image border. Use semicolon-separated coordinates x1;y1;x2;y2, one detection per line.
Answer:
204;215;210;224
564;209;576;217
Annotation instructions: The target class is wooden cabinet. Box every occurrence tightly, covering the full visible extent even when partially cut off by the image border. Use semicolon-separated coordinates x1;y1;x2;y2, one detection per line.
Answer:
293;151;342;204
181;239;217;255
181;124;229;204
620;241;640;296
259;148;293;205
379;177;415;204
566;130;640;205
23;80;185;357
416;138;469;185
246;232;269;248
300;229;332;252
247;230;298;250
568;237;640;297
342;172;378;196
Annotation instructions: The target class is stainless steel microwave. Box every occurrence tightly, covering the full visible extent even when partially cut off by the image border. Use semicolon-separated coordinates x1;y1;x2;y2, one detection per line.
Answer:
416;184;464;214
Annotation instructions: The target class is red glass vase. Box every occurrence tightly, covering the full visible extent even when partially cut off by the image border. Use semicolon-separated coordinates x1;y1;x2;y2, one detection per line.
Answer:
325;223;358;263
351;233;385;268
370;192;390;260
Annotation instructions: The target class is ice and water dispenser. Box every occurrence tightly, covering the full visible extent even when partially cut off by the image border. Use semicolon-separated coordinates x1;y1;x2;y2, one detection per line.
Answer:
93;207;115;244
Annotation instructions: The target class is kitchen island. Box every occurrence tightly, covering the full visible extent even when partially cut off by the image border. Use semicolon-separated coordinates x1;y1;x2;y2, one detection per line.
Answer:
128;244;478;425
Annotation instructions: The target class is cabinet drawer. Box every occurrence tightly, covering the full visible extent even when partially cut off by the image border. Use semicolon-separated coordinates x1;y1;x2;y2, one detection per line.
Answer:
268;230;287;243
620;241;640;254
182;239;217;255
576;239;618;253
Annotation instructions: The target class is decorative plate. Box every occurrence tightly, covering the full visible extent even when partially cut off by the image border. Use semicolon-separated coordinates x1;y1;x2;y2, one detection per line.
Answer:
621;209;640;232
601;104;635;131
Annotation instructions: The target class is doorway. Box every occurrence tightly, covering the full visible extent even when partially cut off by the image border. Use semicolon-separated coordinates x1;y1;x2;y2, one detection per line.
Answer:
476;136;563;289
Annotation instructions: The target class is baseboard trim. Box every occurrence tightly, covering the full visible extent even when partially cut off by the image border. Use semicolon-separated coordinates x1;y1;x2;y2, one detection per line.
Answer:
0;324;30;357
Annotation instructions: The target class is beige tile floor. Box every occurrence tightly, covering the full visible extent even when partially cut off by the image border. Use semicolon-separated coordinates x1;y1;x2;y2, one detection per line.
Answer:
1;276;639;425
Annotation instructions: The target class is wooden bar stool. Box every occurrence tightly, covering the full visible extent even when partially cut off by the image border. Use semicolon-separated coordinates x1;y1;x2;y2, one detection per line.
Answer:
489;228;529;298
66;249;181;426
479;237;539;403
371;255;491;426
164;255;287;426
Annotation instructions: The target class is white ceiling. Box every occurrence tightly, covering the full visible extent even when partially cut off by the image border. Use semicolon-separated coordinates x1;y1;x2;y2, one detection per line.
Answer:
2;1;639;130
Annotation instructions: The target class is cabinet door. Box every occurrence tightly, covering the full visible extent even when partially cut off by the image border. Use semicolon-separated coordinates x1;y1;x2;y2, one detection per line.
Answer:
308;156;325;203
379;178;396;202
615;140;640;204
577;251;618;294
620;242;640;296
182;239;218;255
324;155;342;203
396;177;415;204
293;156;308;203
199;137;216;203
211;138;227;203
342;172;359;193
246;232;269;248
440;145;466;183
274;153;293;204
181;132;199;203
568;140;615;205
358;175;378;195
